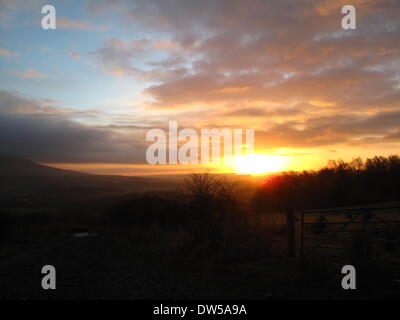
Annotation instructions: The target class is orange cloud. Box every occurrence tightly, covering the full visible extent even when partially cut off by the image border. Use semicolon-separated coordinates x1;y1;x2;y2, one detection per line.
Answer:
2;68;47;79
57;16;110;31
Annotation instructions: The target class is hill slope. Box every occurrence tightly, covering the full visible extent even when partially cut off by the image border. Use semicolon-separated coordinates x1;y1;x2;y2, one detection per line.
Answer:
0;155;87;177
0;156;174;209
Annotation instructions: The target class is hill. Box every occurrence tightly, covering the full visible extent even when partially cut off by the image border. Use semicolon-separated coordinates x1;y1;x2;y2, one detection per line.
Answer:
0;155;87;177
0;155;175;210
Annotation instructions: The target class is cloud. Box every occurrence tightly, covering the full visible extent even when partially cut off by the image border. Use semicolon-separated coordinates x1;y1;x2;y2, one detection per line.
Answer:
0;0;45;27
91;37;179;77
86;0;400;158
0;48;19;58
254;110;400;149
223;107;304;118
57;16;110;31
3;0;400;163
69;51;80;60
0;90;147;163
309;100;336;108
0;90;100;119
2;68;48;79
0;91;57;114
89;0;400;116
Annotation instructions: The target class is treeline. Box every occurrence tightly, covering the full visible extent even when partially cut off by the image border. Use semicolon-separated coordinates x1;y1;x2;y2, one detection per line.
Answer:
253;155;400;212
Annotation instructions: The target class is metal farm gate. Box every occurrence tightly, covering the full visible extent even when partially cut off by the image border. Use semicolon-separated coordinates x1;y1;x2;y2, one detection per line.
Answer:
298;206;400;275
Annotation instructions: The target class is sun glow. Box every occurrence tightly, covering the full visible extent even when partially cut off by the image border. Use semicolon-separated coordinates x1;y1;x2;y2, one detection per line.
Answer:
233;154;287;175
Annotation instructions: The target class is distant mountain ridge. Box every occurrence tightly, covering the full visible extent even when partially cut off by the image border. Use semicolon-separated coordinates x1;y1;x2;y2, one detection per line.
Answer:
0;155;87;177
0;155;175;201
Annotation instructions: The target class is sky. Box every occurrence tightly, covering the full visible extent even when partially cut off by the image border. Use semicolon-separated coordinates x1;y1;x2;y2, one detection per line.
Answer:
0;0;399;175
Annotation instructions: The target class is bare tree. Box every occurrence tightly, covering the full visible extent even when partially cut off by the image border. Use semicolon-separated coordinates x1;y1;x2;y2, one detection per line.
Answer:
183;171;242;228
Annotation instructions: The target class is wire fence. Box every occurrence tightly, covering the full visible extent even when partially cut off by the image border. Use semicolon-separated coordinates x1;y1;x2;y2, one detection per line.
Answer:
298;205;400;275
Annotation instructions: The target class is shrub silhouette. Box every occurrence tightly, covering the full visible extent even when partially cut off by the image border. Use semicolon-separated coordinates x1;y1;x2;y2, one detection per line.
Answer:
108;193;186;227
183;172;242;226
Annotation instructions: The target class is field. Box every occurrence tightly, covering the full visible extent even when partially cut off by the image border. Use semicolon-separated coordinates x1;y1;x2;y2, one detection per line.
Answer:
0;207;399;299
0;157;399;299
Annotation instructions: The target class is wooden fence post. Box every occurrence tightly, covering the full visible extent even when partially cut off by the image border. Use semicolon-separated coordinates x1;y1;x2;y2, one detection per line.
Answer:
286;209;295;257
300;211;304;260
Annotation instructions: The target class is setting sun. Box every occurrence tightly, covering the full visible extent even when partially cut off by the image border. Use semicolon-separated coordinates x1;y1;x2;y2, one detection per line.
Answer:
234;154;287;175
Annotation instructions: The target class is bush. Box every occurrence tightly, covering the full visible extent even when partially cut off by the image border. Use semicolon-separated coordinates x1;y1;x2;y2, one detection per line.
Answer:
107;193;187;227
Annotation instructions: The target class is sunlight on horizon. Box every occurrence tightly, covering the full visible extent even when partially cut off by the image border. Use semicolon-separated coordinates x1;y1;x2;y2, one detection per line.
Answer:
233;154;288;175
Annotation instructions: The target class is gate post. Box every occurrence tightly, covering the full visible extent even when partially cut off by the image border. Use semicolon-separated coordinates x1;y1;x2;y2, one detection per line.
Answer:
300;211;304;259
286;209;295;257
